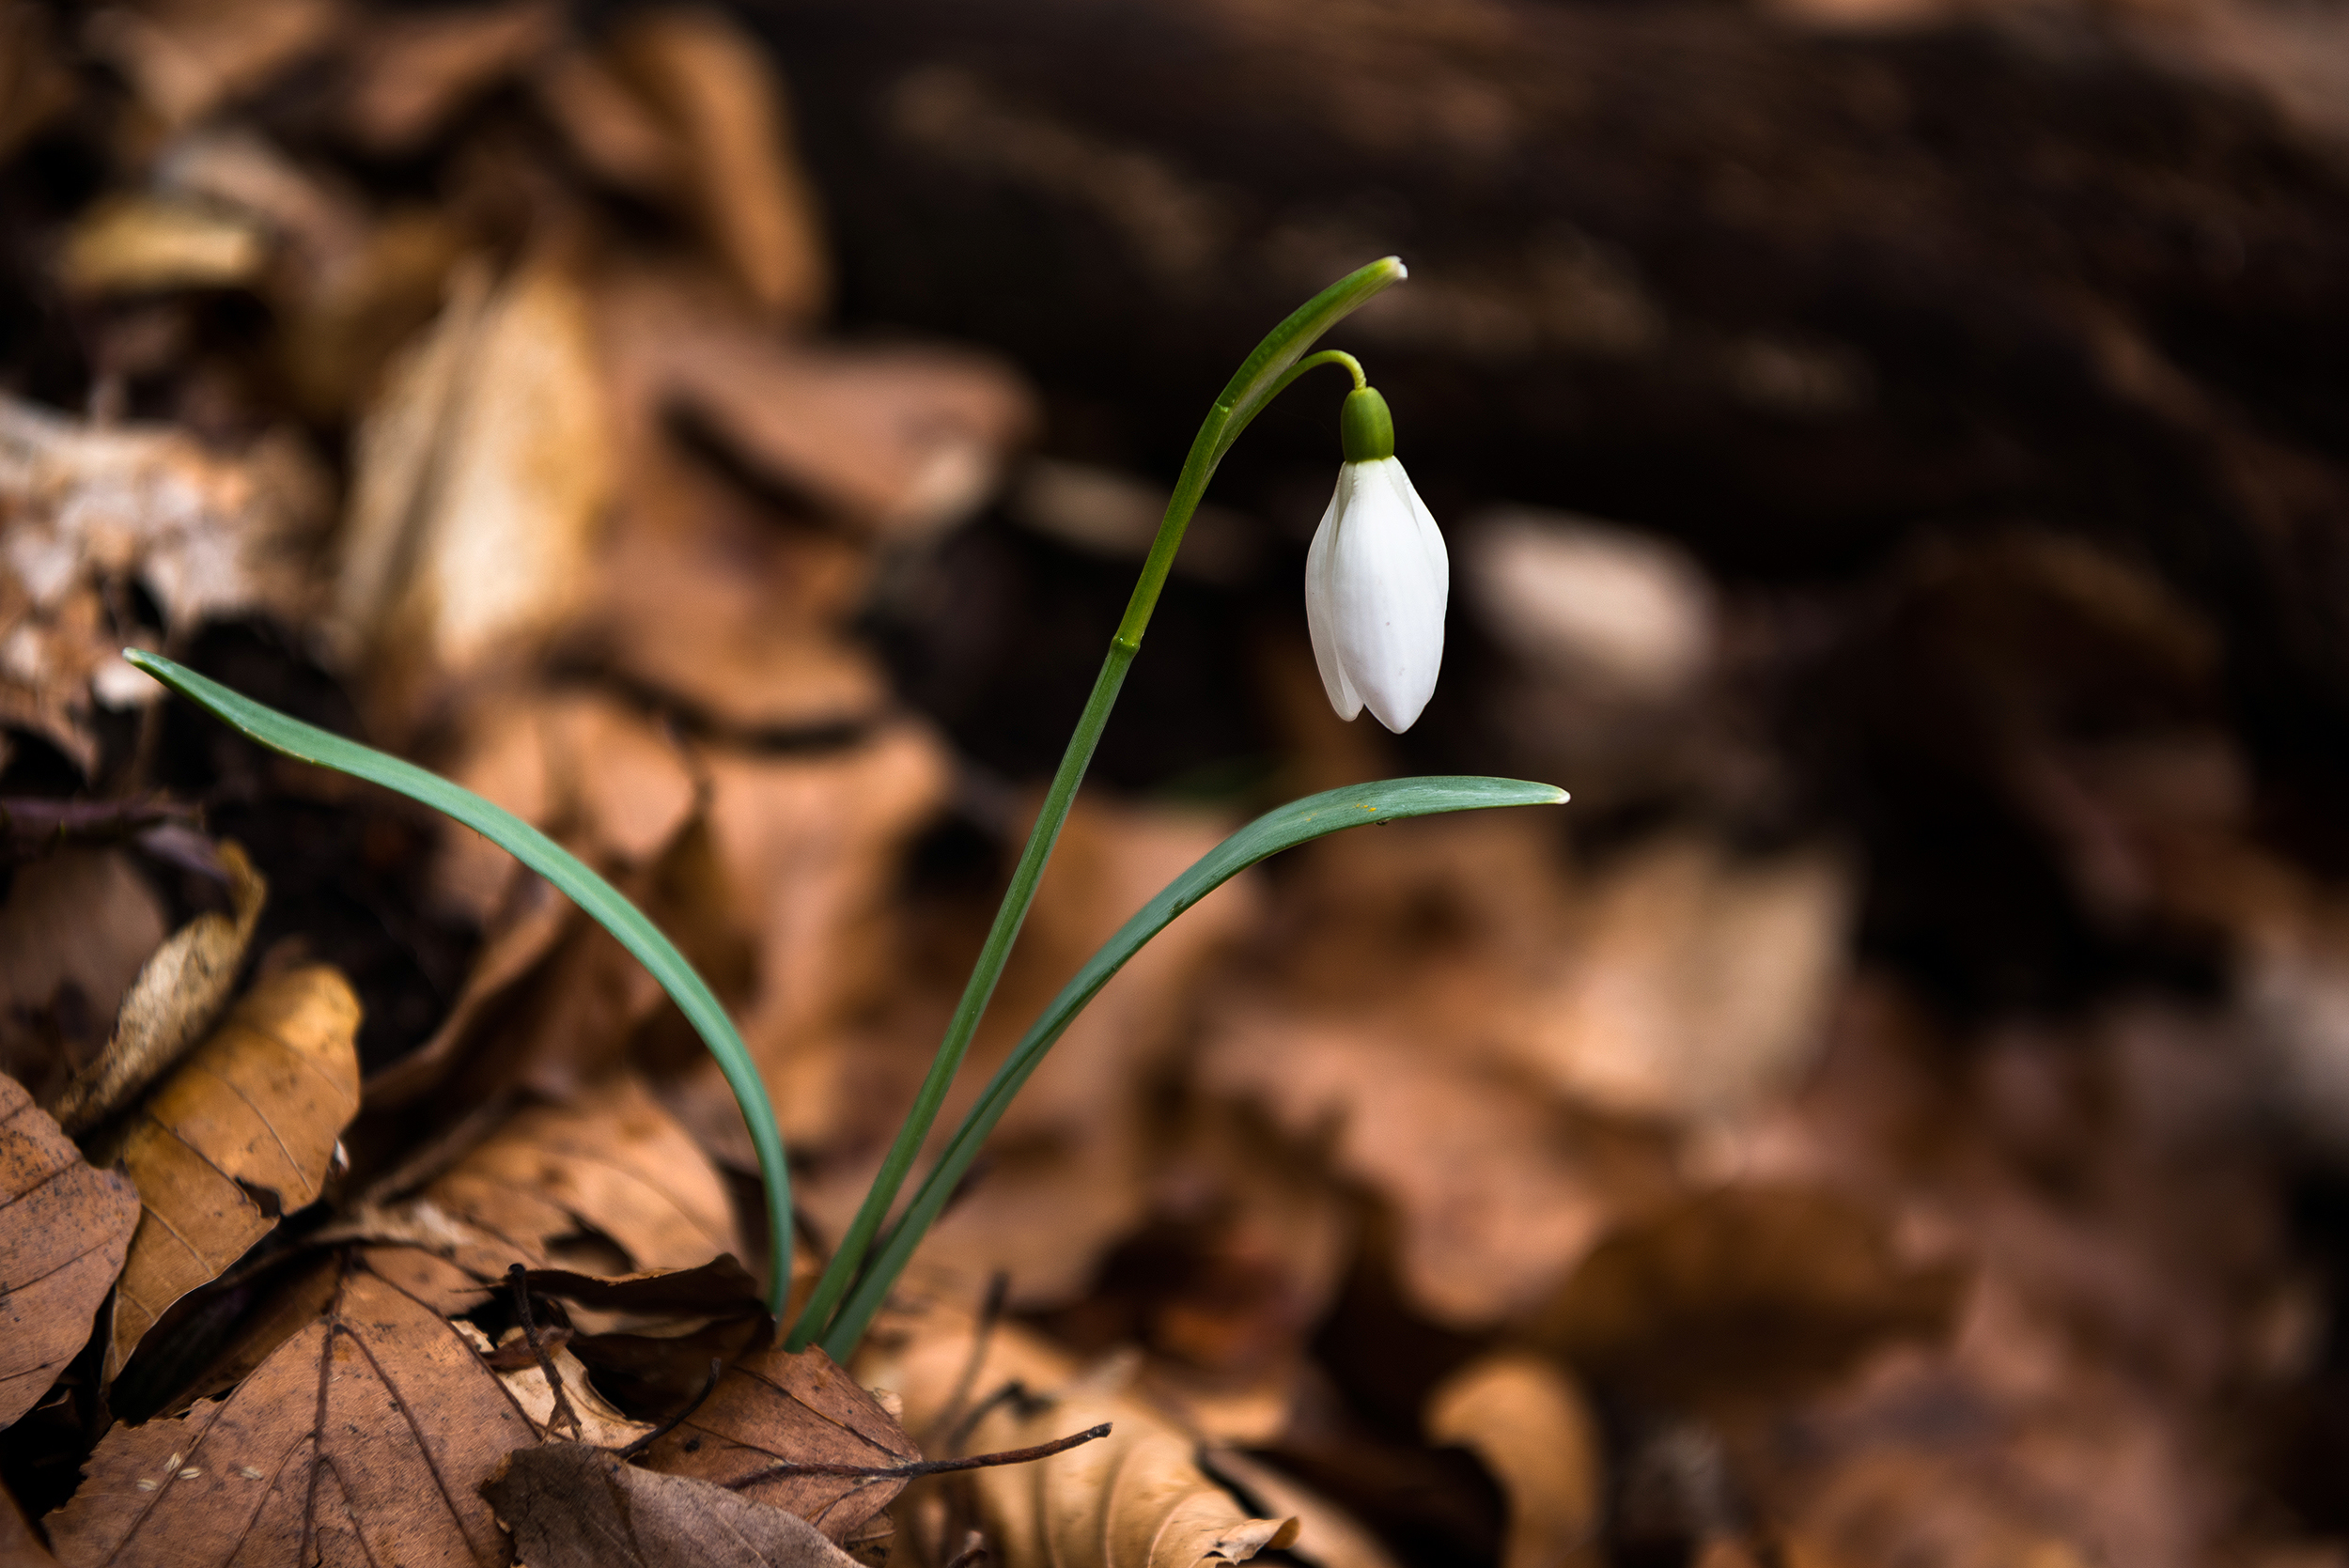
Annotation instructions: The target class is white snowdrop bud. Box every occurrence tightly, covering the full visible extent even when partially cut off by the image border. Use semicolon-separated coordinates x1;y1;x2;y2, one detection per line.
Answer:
1304;386;1449;732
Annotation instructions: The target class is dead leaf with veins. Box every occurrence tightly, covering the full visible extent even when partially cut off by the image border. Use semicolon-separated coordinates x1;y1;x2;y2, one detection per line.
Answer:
638;1341;920;1545
0;1072;140;1429
101;964;362;1378
45;1249;532;1568
487;1443;865;1568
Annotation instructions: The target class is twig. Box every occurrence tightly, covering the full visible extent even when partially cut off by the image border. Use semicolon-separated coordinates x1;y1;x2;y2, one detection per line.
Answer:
619;1358;727;1460
507;1265;582;1439
724;1422;1111;1489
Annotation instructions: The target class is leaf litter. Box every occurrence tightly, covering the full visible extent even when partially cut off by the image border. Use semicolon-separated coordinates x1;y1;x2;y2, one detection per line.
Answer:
3;1;2347;1564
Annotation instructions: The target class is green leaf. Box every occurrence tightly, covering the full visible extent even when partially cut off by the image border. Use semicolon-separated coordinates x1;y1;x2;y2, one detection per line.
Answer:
814;772;1566;1358
122;650;795;1314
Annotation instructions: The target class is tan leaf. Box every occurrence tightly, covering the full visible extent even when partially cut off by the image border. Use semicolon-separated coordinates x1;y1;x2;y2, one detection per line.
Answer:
1;1479;54;1563
56;195;272;296
639;1342;919;1544
49;840;266;1135
862;1303;1297;1568
1529;1187;1967;1407
1423;1353;1604;1568
486;1442;863;1568
453;1322;657;1450
0;1073;139;1429
603;8;830;321
102;964;363;1377
333;256;610;729
361;1073;741;1306
45;1250;534;1567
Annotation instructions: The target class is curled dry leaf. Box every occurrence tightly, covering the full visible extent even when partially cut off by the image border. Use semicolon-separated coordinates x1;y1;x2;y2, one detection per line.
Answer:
0;394;327;771
603;8;830;321
49;840;266;1135
101;964;362;1378
639;1342;919;1545
0;1073;140;1429
394;1072;741;1297
487;1443;864;1568
1423;1352;1604;1568
46;1249;533;1568
333;256;609;728
453;1322;656;1449
862;1300;1299;1568
1529;1187;1968;1407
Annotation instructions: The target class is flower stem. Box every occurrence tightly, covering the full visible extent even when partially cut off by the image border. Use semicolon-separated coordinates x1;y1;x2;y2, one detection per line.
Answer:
785;259;1407;1354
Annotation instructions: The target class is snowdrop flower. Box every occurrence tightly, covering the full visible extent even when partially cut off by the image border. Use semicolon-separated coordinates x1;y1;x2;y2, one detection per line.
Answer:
1305;386;1448;731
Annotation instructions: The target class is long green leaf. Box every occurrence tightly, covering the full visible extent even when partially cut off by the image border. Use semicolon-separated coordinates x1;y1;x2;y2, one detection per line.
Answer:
124;650;795;1313
814;772;1566;1358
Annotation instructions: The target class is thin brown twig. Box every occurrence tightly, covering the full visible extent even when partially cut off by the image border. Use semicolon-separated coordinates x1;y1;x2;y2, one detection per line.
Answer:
724;1422;1111;1490
507;1265;582;1439
928;1271;1009;1448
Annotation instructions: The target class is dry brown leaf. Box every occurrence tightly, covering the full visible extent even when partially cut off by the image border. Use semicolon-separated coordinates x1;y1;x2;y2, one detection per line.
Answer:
862;1301;1298;1568
639;1342;919;1544
0;1481;54;1563
487;1442;865;1568
45;1249;533;1567
0;847;168;1104
454;1323;657;1449
1423;1352;1604;1568
1196;1452;1401;1568
371;1073;740;1303
0;395;327;770
1530;1186;1967;1407
49;840;265;1135
664;336;1034;541
333;256;609;728
603;8;830;320
0;1072;140;1429
83;0;341;130
1506;834;1854;1122
339;0;559;153
101;964;362;1377
57;195;272;296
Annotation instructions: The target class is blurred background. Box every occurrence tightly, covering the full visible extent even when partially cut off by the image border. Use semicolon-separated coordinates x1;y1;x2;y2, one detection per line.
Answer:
6;0;2349;1562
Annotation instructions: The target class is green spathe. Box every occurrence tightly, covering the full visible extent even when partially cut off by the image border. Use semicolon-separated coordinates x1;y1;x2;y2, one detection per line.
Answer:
1339;385;1394;462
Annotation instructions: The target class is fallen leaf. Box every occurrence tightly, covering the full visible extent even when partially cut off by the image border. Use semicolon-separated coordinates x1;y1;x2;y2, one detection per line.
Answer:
862;1299;1299;1568
486;1442;863;1568
1529;1187;1967;1407
332;256;610;729
1423;1352;1604;1568
0;395;327;770
82;0;340;130
338;0;558;153
44;1249;534;1567
604;8;830;320
639;1341;919;1544
101;963;363;1377
454;1322;657;1449
0;1072;140;1428
48;839;266;1135
1197;1452;1401;1568
1;1482;53;1562
1507;835;1854;1122
57;195;272;296
0;846;169;1104
397;1072;741;1294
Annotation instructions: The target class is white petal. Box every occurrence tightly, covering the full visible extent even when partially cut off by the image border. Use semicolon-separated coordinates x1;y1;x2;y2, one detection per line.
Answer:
1325;458;1446;732
1304;472;1362;721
